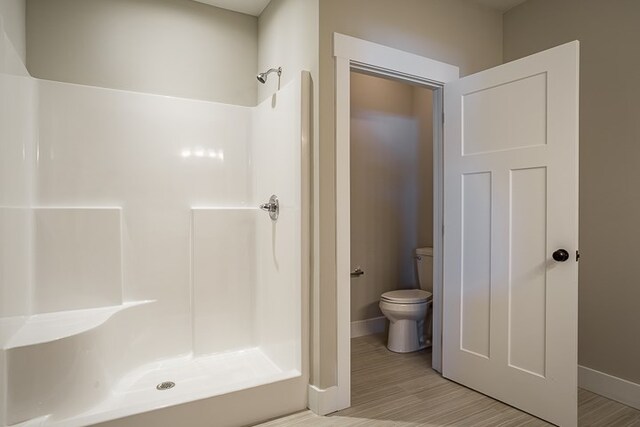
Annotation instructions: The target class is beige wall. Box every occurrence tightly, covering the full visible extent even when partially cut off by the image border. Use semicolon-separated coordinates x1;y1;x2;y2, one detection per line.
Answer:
257;0;318;103
0;0;26;63
505;0;640;385
317;0;503;389
414;87;434;250
26;0;258;105
350;72;432;322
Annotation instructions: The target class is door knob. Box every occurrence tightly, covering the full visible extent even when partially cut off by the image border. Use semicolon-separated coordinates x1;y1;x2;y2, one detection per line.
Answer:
552;249;570;262
351;267;364;277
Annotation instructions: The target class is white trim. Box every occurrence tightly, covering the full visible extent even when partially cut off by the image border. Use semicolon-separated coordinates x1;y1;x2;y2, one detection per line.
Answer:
332;32;459;414
334;34;458;84
579;365;640;411
334;53;352;412
307;385;339;416
351;316;386;338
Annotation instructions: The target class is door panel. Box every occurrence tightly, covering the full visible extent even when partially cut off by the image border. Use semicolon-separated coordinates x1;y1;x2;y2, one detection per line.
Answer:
509;166;547;377
461;172;492;358
443;41;579;427
462;72;547;155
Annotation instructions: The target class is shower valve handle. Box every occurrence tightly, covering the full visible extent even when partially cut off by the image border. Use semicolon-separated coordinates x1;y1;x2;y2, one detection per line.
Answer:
260;203;277;212
259;195;279;221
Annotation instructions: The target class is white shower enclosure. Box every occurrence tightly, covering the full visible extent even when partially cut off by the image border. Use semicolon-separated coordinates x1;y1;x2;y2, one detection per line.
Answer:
0;18;309;427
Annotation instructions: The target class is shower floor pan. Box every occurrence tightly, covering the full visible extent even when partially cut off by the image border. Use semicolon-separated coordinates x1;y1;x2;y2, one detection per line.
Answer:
4;301;299;426
14;348;299;427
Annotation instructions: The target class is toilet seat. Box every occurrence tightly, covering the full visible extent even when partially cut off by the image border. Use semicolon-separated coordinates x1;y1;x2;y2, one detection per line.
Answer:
380;289;432;304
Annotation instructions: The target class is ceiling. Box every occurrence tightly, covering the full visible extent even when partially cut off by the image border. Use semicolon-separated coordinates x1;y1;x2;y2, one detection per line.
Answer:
470;0;527;12
191;0;526;17
191;0;270;16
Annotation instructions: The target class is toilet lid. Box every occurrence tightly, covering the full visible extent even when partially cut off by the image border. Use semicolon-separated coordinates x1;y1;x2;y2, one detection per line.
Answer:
381;289;432;304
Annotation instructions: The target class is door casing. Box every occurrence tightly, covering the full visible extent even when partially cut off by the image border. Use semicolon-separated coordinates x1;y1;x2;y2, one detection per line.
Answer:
330;33;459;412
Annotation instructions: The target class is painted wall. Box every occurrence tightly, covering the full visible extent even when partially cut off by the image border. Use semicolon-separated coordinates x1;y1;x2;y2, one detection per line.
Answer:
350;72;433;322
257;0;318;103
0;0;26;63
504;0;640;385
316;0;503;389
26;0;258;105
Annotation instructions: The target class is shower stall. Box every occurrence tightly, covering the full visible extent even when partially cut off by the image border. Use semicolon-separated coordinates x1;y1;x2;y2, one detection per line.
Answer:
0;13;310;426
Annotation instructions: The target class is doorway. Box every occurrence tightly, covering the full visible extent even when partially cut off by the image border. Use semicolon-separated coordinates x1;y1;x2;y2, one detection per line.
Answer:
349;70;436;354
332;33;458;411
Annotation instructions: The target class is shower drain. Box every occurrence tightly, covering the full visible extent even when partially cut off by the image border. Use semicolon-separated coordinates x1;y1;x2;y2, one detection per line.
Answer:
156;381;175;391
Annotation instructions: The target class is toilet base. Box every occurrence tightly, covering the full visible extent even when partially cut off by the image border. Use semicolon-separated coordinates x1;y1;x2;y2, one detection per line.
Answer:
382;302;432;353
387;320;420;353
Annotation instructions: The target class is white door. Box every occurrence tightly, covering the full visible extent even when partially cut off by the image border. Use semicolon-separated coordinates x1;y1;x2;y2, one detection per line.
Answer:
443;41;579;426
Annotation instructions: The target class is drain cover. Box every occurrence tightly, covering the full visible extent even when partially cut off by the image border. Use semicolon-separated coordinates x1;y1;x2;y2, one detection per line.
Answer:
156;381;175;391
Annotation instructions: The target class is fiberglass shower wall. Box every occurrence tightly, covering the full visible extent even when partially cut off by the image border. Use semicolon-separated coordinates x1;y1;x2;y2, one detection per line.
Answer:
0;43;303;427
35;78;254;351
0;18;37;426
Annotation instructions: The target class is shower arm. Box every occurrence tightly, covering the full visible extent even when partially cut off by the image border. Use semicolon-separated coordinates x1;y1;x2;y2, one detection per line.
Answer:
257;67;282;84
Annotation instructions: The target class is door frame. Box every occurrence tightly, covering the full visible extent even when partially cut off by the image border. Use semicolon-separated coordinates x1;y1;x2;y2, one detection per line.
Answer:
333;33;459;410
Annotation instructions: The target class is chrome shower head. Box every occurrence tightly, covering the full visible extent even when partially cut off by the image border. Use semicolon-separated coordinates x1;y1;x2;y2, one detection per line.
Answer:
257;67;282;84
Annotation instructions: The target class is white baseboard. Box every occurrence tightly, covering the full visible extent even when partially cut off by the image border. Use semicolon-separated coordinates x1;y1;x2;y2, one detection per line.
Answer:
350;316;386;338
307;385;338;415
579;365;640;411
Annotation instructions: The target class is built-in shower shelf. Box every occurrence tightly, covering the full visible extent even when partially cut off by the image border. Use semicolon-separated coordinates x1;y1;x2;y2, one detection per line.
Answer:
0;300;154;350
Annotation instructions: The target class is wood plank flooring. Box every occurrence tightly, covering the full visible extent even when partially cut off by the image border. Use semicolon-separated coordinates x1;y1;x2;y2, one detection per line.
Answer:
258;334;640;426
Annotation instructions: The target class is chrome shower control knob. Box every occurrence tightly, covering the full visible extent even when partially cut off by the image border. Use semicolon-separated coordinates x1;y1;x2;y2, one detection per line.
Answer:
259;195;279;221
260;203;276;212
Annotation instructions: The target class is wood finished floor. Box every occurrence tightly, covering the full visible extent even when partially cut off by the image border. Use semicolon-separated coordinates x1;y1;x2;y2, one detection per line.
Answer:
258;334;640;427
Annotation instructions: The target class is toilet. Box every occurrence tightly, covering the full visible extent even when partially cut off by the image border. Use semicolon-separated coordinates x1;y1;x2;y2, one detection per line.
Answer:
379;247;433;353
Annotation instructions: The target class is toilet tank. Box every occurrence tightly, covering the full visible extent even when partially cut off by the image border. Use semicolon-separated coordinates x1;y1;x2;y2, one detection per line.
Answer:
415;247;433;293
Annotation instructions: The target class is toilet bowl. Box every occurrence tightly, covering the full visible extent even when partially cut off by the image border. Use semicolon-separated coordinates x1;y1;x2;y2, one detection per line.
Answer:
379;247;433;353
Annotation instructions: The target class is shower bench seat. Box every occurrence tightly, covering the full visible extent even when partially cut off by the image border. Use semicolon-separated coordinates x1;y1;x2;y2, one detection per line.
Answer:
1;300;155;426
0;300;153;350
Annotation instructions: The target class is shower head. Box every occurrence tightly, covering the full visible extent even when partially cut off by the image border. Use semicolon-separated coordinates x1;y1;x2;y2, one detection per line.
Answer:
257;67;282;84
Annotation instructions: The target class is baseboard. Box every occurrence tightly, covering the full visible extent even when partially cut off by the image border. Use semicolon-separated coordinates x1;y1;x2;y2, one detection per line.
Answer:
307;384;338;415
579;365;640;411
350;316;386;338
